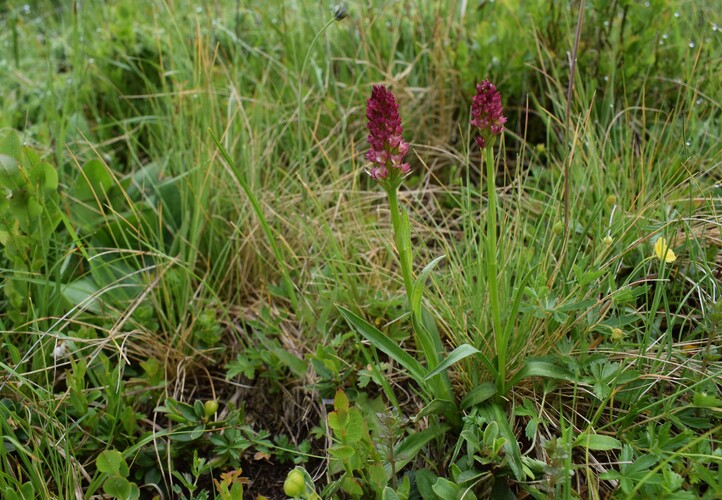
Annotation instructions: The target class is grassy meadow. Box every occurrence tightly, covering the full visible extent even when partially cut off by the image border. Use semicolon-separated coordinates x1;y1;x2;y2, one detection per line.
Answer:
1;0;722;498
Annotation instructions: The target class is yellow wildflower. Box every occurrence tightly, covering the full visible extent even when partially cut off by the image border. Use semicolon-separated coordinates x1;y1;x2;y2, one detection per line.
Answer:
654;237;677;263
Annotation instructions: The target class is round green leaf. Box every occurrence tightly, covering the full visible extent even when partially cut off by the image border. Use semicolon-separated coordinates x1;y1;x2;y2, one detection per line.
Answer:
103;475;132;499
96;450;124;475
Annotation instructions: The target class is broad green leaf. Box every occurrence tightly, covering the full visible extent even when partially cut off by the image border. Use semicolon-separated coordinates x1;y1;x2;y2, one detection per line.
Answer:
337;306;427;386
328;412;341;432
334;389;350;412
96;450;125;476
415;469;438;500
382;487;400;500
329;444;355;460
59;278;101;314
424;344;479;381
0;131;21;159
574;433;622;451
344;408;366;443
508;359;573;387
432;477;460;500
368;464;386;492
0;154;23;190
416;399;456;420
188;425;205;440
103;475;132;499
73;159;115;201
341;476;363;498
3;489;20;500
460;382;497;409
28;160;58;193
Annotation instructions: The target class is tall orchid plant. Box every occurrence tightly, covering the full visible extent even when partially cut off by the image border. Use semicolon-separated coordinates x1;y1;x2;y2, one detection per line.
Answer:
338;85;456;419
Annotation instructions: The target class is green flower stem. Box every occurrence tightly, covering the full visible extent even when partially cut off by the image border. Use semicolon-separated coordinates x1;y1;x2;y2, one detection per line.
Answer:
387;187;413;297
388;185;457;421
484;145;505;394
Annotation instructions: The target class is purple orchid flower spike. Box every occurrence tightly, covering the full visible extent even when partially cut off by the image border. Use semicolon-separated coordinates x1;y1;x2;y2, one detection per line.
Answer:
470;80;507;149
365;85;411;186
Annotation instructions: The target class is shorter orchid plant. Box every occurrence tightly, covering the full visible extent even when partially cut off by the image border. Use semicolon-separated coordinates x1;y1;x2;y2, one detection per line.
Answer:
363;85;414;294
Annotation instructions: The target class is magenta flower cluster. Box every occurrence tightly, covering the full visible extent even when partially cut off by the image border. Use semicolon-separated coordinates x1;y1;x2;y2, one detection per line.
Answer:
365;85;411;181
470;80;507;149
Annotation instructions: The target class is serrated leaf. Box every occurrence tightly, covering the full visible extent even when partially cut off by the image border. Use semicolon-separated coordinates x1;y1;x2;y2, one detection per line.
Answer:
525;419;537;441
693;391;722;409
344;408;366;443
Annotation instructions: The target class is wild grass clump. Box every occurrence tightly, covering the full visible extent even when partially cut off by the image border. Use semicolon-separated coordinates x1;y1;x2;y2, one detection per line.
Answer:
1;0;721;498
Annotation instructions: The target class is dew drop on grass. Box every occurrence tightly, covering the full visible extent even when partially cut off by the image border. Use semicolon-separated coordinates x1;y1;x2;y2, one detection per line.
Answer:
603;21;609;27
713;24;719;32
644;1;650;6
195;6;202;13
696;98;703;105
686;140;691;146
662;33;669;39
659;40;664;45
674;12;680;18
88;58;95;65
603;75;609;81
689;41;695;48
